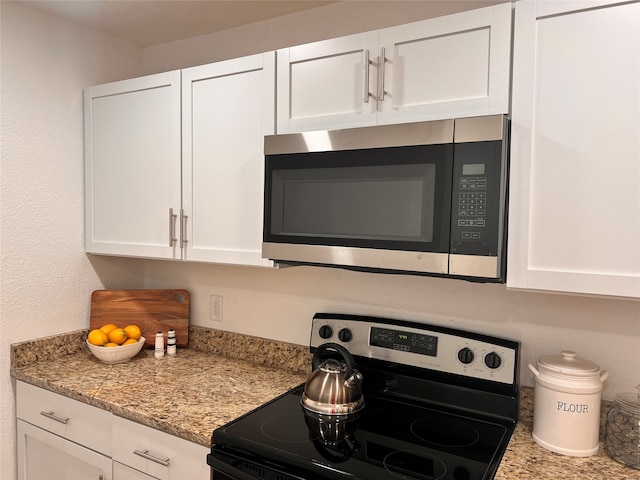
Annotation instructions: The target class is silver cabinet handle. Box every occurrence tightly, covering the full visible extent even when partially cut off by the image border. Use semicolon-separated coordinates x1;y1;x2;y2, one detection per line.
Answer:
169;208;177;247
180;209;188;247
363;49;372;103
134;448;170;466
40;411;69;424
379;47;386;101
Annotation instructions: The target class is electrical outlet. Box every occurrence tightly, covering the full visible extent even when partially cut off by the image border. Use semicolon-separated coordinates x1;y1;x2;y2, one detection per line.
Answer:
210;295;223;322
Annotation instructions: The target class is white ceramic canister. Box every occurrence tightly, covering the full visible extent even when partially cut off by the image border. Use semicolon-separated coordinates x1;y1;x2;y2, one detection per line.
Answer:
528;351;609;457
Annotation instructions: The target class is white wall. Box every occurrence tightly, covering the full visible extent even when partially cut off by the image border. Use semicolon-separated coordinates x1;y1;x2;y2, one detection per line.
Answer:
140;0;640;402
143;261;640;400
0;3;146;478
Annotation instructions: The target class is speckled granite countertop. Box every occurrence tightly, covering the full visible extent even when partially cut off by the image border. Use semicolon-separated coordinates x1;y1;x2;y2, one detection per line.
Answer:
11;327;310;447
11;327;638;479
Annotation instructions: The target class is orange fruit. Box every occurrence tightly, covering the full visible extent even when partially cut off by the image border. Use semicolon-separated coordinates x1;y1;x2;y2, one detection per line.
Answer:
124;325;142;340
123;338;138;345
105;342;120;347
99;324;118;335
107;328;128;345
88;329;108;346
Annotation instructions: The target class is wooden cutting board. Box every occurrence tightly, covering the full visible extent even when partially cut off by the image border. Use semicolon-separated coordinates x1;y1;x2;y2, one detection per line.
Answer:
90;289;189;349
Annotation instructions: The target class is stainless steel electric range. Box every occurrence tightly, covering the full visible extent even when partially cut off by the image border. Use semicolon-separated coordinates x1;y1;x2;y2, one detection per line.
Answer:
207;313;520;480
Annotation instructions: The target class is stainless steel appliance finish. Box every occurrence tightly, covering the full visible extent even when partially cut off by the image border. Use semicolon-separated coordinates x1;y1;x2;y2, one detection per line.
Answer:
301;343;364;415
208;313;521;480
264;119;455;154
262;115;510;281
263;243;450;275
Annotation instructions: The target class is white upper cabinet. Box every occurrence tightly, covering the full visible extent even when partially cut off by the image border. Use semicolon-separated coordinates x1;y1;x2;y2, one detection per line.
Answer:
276;2;512;133
377;3;512;125
182;53;275;266
85;53;276;267
85;71;182;259
507;0;640;298
277;32;379;132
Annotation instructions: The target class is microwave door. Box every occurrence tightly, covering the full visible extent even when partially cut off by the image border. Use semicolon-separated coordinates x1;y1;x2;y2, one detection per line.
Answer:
263;143;453;275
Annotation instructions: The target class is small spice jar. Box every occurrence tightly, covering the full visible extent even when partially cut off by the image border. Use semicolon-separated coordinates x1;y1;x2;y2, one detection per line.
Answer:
605;385;640;469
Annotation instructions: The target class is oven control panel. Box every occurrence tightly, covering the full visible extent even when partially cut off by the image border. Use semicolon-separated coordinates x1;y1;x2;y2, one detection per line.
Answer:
310;313;519;385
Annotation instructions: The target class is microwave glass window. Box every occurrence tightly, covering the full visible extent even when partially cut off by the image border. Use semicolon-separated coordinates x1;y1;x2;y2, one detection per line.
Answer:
273;164;436;242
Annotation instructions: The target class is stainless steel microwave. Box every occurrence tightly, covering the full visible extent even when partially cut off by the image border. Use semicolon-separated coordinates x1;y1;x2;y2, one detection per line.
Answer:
262;115;509;282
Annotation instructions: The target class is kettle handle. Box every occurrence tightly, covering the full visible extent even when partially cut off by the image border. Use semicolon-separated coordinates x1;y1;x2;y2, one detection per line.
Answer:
312;343;356;378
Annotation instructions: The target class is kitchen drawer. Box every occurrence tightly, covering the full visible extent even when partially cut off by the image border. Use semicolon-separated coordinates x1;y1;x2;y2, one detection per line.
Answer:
16;381;112;456
112;415;209;480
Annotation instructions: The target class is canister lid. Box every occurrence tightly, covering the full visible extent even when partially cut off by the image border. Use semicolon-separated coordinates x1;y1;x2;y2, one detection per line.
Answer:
537;351;601;377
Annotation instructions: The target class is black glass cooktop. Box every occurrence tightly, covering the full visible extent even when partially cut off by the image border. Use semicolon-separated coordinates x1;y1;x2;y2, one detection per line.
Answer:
211;385;511;480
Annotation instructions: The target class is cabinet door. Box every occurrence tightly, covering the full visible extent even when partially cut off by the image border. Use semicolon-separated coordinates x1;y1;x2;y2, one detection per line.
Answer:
508;0;640;297
17;420;112;480
378;2;512;124
277;32;379;133
85;71;182;259
182;53;275;266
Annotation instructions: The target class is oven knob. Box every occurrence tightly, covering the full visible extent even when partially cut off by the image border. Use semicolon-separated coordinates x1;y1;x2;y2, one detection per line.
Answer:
484;352;502;369
338;328;353;342
457;347;475;364
318;325;333;339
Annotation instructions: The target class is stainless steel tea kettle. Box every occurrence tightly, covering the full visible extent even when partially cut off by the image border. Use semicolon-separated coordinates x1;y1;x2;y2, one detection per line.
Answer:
301;343;364;415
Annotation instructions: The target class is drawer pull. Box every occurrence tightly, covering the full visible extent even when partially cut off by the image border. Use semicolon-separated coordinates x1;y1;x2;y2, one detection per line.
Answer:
40;411;69;424
134;448;170;466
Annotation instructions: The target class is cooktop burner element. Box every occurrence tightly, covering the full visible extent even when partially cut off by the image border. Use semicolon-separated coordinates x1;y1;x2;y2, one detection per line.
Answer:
208;313;520;480
261;413;317;443
411;417;480;448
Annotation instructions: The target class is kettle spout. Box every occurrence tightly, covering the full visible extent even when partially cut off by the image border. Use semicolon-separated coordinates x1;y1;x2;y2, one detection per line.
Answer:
345;370;363;388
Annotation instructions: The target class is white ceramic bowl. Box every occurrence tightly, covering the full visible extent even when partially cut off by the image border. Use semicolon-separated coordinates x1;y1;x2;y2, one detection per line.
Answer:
86;336;145;364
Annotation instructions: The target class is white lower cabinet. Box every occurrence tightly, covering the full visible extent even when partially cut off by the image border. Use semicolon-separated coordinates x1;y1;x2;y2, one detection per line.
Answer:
112;415;209;480
16;381;113;480
16;381;210;480
16;381;113;455
17;420;112;480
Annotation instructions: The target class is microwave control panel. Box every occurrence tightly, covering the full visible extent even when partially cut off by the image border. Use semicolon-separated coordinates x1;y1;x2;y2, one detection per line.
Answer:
450;140;505;257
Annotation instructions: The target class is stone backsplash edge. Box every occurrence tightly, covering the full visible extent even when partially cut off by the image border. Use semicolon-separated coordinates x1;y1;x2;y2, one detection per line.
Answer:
187;325;312;374
10;325;312;374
